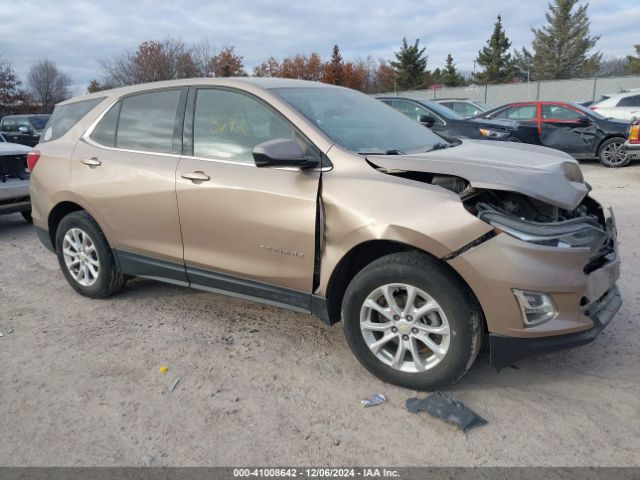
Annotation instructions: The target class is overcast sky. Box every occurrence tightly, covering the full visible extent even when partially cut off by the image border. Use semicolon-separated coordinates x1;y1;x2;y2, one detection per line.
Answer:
1;0;638;95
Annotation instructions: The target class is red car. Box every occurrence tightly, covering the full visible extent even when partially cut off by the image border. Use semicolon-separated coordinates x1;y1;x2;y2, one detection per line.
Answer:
476;101;632;167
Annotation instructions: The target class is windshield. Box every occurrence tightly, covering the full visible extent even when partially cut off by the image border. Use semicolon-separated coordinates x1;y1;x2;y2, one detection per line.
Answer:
273;87;445;154
572;103;606;120
422;100;464;120
29;116;49;129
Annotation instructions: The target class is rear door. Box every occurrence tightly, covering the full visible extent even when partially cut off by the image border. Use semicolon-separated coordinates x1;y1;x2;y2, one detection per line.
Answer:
539;103;597;156
73;88;188;281
175;87;321;309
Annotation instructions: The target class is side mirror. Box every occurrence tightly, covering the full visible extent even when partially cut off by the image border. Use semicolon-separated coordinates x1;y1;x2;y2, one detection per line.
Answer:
578;116;593;125
253;139;318;168
18;126;30;134
418;114;436;127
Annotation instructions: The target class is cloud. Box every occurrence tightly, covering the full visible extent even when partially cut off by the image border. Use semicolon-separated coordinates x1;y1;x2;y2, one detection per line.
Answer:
0;0;637;93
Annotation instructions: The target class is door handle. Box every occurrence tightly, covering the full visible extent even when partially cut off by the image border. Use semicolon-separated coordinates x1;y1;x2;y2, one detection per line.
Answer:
81;158;102;167
181;171;210;182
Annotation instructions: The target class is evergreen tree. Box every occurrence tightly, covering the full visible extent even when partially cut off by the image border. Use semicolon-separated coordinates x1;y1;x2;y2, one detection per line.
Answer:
531;0;601;79
627;44;640;74
390;37;427;90
431;68;442;85
324;45;345;85
475;15;514;84
441;54;465;86
512;47;534;81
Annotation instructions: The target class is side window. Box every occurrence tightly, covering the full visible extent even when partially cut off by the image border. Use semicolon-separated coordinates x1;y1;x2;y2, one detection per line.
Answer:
1;118;16;132
503;105;537;121
541;105;582;121
490;108;509;119
16;117;30;131
391;100;431;122
617;95;640;107
116;90;181;153
193;89;297;163
90;101;120;147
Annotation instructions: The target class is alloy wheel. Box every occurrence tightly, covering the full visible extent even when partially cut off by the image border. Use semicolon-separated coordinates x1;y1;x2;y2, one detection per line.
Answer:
602;141;627;166
360;283;451;373
62;228;100;287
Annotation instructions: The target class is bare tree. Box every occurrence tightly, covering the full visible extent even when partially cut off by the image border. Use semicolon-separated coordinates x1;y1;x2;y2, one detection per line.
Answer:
27;60;71;112
100;37;223;86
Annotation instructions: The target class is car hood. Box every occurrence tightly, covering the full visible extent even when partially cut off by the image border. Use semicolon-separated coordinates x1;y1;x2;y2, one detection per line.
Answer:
0;142;31;155
465;117;519;130
367;139;589;210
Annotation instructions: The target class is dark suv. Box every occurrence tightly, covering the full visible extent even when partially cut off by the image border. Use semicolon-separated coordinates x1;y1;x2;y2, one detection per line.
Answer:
0;114;50;147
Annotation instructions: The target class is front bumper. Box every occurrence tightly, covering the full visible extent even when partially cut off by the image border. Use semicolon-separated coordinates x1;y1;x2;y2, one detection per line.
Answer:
489;285;621;370
449;205;621;364
624;141;640;160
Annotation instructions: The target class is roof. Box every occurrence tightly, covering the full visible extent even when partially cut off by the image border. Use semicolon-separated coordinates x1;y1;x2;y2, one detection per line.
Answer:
58;77;336;106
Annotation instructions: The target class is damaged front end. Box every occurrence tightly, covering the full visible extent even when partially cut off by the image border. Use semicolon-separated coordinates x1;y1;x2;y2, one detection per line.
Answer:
368;149;621;368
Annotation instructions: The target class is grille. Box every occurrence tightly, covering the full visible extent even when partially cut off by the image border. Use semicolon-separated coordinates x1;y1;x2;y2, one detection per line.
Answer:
0;154;29;182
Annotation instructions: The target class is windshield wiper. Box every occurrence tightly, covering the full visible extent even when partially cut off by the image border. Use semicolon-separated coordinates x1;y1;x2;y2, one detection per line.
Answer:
358;149;406;155
425;142;455;152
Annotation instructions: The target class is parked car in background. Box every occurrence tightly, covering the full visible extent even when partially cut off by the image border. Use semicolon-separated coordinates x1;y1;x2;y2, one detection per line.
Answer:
377;96;534;143
29;78;621;390
624;118;640;161
0;133;32;222
589;89;640;121
476;101;632;167
435;98;489;118
0;114;50;147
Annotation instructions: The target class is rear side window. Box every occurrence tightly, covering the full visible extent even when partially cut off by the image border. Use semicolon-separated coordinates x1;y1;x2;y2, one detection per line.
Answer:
90;102;121;147
41;98;103;142
617;95;640;107
542;105;582;120
116;90;181;153
493;105;537;121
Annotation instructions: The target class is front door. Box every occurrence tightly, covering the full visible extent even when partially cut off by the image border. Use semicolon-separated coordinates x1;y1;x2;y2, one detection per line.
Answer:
540;103;597;156
72;88;188;281
176;87;321;309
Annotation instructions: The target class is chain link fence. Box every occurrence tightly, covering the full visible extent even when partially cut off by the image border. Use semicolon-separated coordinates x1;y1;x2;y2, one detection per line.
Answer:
386;75;640;107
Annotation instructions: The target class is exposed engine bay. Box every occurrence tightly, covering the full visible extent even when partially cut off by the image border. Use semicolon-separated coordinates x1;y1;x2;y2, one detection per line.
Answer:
390;170;615;265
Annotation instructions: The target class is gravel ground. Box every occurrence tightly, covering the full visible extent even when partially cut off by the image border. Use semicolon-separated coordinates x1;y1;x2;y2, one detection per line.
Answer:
1;160;639;467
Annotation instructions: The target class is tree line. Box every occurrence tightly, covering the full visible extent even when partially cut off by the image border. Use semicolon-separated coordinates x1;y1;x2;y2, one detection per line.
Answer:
2;0;640;116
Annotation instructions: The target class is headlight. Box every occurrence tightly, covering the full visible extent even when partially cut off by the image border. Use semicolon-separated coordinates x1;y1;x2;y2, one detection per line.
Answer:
478;128;509;139
562;162;584;183
478;209;608;256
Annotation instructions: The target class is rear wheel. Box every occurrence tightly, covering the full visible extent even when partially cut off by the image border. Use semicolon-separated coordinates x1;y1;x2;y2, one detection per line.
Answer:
599;137;629;168
342;251;483;390
55;211;127;298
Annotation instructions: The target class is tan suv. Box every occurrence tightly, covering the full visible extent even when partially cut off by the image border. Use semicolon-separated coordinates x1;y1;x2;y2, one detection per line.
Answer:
29;78;621;390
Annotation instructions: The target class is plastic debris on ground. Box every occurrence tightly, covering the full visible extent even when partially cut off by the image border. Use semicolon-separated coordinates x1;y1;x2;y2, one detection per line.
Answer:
170;377;182;392
361;393;386;407
405;390;487;432
159;365;168;374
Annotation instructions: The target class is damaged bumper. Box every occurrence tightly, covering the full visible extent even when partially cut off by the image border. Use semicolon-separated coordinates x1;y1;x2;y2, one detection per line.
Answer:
489;285;621;370
449;205;621;367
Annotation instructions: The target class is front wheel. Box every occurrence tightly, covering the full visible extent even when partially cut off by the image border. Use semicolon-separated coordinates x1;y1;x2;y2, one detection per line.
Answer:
342;251;483;391
55;211;127;298
599;137;629;168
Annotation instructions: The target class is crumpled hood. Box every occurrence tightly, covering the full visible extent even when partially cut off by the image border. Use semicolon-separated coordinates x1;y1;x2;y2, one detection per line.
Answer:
368;139;589;210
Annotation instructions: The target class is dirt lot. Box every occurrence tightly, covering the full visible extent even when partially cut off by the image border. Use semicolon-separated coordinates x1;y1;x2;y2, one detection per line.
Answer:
1;160;639;467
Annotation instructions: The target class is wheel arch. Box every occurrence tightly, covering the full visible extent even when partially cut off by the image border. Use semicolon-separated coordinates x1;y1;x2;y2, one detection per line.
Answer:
322;239;486;328
596;134;626;156
47;201;86;248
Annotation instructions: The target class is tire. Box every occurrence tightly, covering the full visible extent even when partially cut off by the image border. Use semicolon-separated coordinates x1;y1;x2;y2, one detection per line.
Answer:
55;211;127;298
342;251;483;391
598;137;630;168
21;210;33;223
